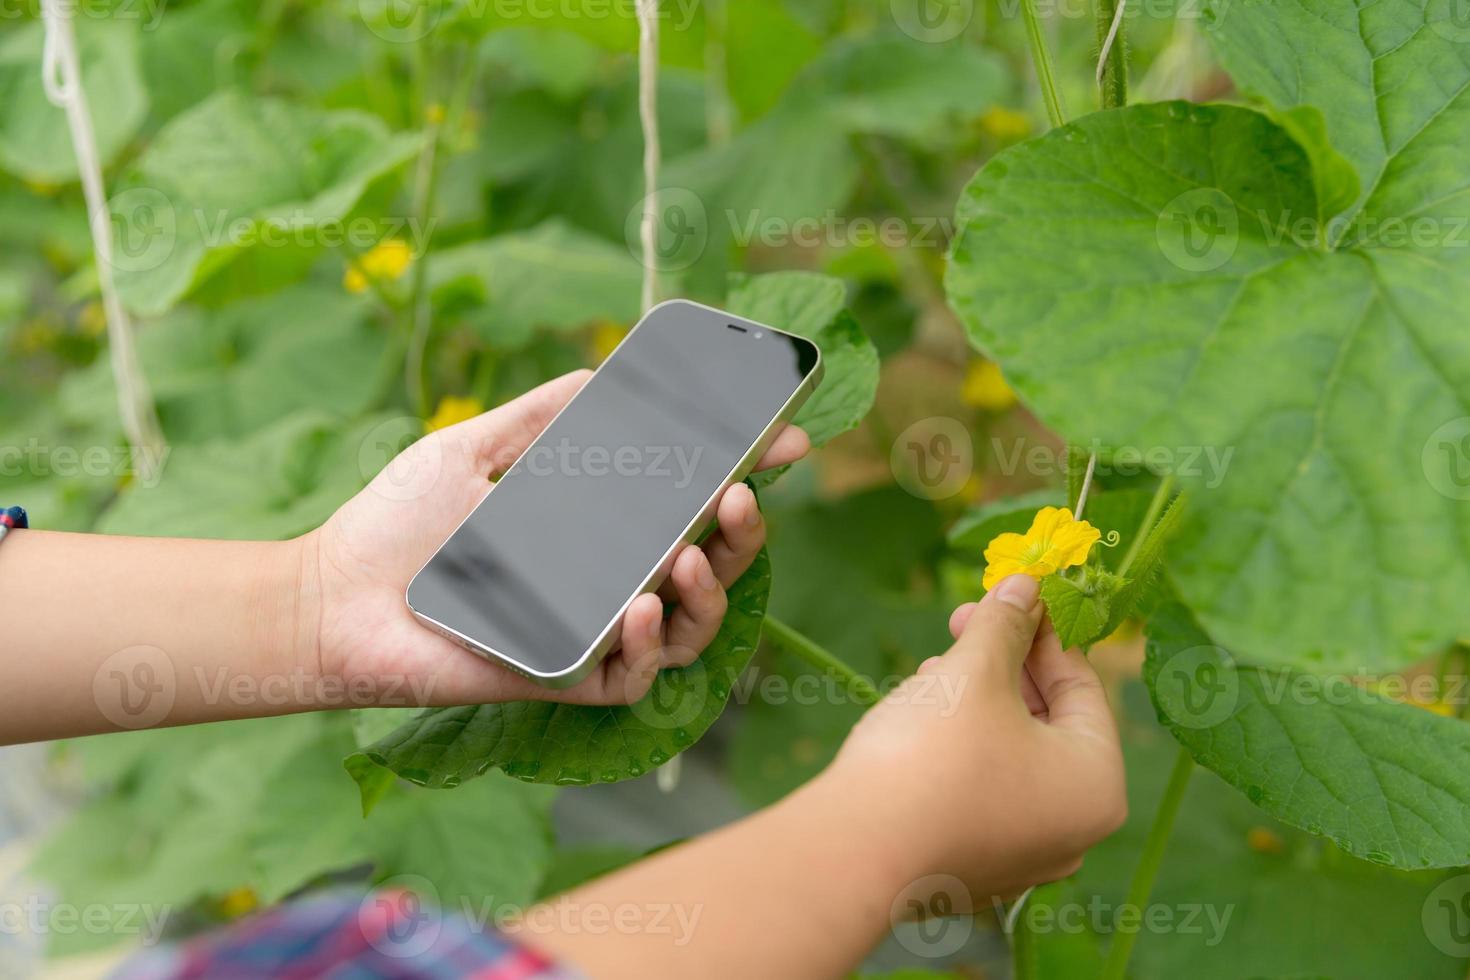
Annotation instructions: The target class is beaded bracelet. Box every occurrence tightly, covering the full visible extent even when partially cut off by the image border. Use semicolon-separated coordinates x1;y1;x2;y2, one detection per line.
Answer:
0;506;27;546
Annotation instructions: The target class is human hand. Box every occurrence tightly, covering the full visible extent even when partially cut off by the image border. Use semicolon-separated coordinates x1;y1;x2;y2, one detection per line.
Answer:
823;573;1126;903
300;370;809;708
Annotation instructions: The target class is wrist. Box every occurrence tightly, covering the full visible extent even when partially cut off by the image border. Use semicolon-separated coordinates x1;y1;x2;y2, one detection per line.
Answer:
266;531;325;689
794;765;932;903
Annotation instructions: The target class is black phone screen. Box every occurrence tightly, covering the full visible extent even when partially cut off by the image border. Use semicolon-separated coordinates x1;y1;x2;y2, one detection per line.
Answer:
406;301;820;681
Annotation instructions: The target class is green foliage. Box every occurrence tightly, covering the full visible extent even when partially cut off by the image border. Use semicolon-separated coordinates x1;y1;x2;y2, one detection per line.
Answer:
31;715;555;955
668;35;1009;230
1041;567;1122;650
1079;684;1465;978
1145;602;1470;869
0;19;146;183
726;270;879;448
97;411;409;540
431;220;642;347
111;91;421;315
731;487;950;805
59;287;387;443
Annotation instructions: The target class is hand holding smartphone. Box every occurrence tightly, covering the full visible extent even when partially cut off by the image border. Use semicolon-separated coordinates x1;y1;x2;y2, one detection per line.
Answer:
406;300;822;687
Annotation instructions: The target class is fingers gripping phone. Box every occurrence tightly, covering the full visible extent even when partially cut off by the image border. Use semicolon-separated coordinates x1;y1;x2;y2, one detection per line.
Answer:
406;300;823;688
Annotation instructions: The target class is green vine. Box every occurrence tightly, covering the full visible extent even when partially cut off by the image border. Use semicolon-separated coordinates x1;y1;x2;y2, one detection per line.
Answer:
1100;746;1195;980
763;615;882;707
1018;0;1067;128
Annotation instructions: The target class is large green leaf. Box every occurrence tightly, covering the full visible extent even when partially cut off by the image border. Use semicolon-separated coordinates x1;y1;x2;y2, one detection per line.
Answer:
0;19;147;183
109;90;420;315
725;270;879;449
1145;601;1470;869
1203;0;1470;235
945;98;1470;670
349;549;771;792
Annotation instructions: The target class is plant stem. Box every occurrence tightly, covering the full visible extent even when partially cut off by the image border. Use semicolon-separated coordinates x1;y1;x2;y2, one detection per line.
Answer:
1118;473;1176;577
1100;746;1194;980
403;32;454;419
1018;0;1067;128
762;615;881;707
1095;0;1129;110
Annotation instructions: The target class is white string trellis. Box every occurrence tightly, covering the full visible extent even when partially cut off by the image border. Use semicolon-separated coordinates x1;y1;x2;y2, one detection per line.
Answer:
1095;0;1128;89
636;0;661;315
40;1;166;484
635;0;683;794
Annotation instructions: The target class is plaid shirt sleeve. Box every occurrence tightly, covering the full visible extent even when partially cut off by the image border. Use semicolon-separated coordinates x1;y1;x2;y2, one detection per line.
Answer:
112;888;584;980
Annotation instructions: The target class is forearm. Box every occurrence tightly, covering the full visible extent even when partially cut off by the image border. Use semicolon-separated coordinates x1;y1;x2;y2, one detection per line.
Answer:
0;530;316;744
511;772;914;980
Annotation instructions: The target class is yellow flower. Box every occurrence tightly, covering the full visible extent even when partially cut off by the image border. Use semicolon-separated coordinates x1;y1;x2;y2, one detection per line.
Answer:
982;506;1101;590
426;395;484;433
1246;827;1285;855
216;886;258;919
962;359;1017;413
344;239;413;293
979;106;1031;143
77;300;107;338
426;102;447;125
589;321;629;363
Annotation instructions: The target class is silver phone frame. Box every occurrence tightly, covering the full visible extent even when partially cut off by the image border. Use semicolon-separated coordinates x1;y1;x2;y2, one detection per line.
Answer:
405;298;824;689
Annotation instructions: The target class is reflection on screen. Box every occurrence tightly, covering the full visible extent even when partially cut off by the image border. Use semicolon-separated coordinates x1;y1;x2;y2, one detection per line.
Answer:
407;302;818;676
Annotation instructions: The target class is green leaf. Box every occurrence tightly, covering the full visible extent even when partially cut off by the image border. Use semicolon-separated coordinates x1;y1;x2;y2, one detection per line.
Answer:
349;549;771;789
110;90;420;315
367;773;557;908
945;99;1470;670
1145;601;1470;869
482;68;709;241
431;220;642;346
0;19;147;183
479;27;605;102
1041;568;1121;650
725;270;879;449
1202;0;1467;233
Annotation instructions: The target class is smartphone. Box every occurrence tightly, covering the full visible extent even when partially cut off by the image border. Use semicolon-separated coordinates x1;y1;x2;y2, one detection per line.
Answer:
405;299;823;688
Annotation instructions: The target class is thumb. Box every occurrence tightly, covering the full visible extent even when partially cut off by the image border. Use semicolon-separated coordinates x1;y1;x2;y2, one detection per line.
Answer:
945;574;1044;685
442;369;592;475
